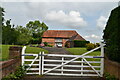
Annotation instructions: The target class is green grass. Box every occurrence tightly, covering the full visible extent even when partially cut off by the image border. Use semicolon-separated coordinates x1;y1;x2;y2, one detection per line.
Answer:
66;48;101;66
66;48;100;56
1;45;15;61
25;46;48;54
1;45;48;61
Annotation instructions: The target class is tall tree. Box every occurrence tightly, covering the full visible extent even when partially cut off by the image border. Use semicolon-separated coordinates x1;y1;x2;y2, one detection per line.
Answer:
16;26;32;45
0;7;5;44
26;20;48;44
2;19;19;44
0;7;5;26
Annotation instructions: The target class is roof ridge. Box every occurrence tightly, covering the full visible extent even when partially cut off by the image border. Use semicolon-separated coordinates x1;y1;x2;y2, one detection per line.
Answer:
47;30;76;31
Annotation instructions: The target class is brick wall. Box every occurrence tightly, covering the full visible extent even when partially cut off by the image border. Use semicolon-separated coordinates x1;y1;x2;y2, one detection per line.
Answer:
42;38;55;46
0;46;22;78
104;56;120;79
62;39;67;47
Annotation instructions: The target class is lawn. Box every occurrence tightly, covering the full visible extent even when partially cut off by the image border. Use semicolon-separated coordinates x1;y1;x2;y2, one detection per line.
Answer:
1;45;48;61
66;48;101;56
66;48;101;66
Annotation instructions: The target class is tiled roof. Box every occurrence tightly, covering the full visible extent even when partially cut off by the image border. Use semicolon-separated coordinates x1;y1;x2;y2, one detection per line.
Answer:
42;30;85;40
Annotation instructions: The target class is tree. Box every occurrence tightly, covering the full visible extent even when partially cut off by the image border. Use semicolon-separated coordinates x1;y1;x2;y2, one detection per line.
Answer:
26;20;48;44
2;19;19;44
0;7;5;44
0;7;5;26
16;26;32;45
103;6;120;63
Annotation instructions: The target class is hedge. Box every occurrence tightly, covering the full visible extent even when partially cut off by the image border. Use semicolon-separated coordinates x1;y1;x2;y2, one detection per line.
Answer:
74;40;90;47
103;6;120;63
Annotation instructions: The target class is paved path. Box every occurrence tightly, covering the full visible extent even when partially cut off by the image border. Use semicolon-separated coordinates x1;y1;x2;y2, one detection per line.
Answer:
22;75;103;80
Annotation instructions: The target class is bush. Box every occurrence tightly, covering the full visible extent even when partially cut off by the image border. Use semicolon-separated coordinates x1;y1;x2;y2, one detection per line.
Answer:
74;40;90;47
2;65;27;80
86;43;96;51
30;38;41;44
47;45;53;47
43;42;48;46
104;73;117;80
95;43;100;47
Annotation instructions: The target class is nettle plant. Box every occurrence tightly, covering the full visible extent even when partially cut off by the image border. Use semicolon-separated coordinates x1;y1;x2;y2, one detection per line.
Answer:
2;65;27;80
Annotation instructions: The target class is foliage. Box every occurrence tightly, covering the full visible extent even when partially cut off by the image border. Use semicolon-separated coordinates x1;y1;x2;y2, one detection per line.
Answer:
95;43;100;47
1;7;48;45
30;37;42;44
26;20;48;44
15;26;32;45
103;6;120;63
2;20;48;45
0;7;5;26
2;65;27;80
74;40;90;47
2;19;19;44
104;73;118;80
86;43;96;51
43;42;48;46
47;45;53;47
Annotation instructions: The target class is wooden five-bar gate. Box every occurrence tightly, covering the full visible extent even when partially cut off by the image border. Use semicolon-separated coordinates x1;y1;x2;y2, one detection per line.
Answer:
22;42;105;77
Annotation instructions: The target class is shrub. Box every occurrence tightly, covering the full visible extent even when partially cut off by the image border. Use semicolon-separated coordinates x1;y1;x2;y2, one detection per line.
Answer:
104;73;117;80
86;43;96;51
43;42;48;46
47;45;53;47
74;40;90;47
2;65;27;80
95;43;100;47
30;38;41;44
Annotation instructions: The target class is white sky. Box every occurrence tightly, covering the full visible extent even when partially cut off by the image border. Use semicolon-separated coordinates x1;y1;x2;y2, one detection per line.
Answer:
1;1;118;43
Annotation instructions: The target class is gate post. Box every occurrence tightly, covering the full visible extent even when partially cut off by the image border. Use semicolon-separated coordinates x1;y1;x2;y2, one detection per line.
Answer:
41;52;44;75
22;46;26;66
39;52;41;75
100;42;104;77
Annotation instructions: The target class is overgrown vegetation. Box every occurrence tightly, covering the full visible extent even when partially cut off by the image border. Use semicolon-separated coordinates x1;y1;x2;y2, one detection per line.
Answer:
104;73;118;80
2;65;27;80
103;6;120;63
86;43;100;51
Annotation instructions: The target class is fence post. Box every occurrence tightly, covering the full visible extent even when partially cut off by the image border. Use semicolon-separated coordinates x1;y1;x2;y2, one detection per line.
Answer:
81;58;84;75
41;52;44;75
22;46;26;66
61;57;64;75
39;52;41;75
100;42;104;77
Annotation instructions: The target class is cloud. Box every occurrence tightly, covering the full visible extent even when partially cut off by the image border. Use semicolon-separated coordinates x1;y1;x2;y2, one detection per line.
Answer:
44;10;87;28
96;16;108;30
2;0;119;2
84;34;101;42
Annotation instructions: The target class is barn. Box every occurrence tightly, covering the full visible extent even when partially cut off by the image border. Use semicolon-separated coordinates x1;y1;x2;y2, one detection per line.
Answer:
42;30;85;47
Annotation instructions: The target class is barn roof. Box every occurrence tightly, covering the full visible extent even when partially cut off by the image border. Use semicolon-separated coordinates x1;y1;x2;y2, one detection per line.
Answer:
42;30;85;41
